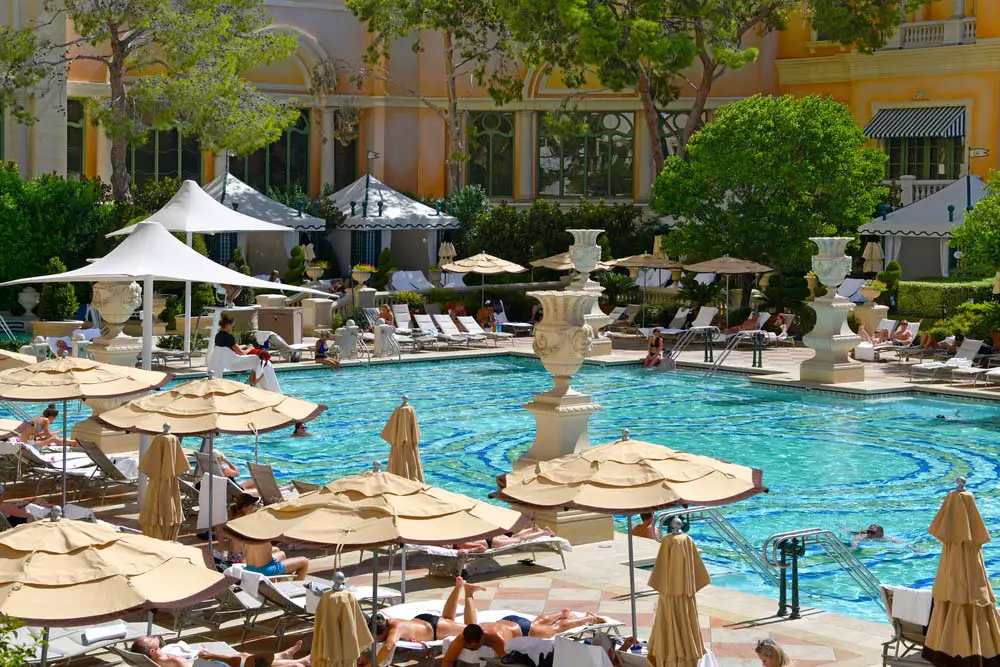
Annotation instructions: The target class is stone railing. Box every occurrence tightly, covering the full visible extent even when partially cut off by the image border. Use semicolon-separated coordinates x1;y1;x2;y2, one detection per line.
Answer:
885;175;952;207
883;17;976;49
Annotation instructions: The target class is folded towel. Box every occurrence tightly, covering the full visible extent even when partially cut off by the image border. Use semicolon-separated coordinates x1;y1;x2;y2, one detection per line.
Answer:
888;585;933;626
507;637;554;664
196;473;228;530
81;622;128;645
161;641;196;658
239;569;265;600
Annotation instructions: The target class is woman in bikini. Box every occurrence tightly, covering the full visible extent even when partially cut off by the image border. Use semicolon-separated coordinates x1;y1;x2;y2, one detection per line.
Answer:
644;329;664;367
314;337;341;371
29;404;76;446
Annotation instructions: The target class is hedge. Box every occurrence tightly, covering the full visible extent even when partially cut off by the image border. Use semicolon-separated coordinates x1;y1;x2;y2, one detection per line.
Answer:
897;278;993;317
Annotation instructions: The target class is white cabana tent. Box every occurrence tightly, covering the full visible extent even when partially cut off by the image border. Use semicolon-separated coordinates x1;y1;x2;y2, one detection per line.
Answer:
4;221;329;370
203;173;325;274
326;175;459;274
861;175;986;279
108;180;296;353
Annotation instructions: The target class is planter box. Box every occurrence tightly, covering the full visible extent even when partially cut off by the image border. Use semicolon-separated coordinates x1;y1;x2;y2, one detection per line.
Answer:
31;320;84;338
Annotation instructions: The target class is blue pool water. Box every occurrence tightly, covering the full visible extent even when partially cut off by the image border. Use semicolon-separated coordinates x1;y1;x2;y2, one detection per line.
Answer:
18;356;1000;623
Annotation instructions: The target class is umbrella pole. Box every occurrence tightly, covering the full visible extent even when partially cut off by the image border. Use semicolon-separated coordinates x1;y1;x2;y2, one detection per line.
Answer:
142;276;154;371
61;399;68;510
400;545;407;602
40;627;49;667
207;434;215;550
642;282;646;328
725;274;730;329
184;232;193;355
146;610;154;636
626;515;638;640
370;549;379;667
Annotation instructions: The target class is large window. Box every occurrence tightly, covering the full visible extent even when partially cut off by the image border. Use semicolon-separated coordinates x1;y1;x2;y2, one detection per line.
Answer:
467;111;514;197
231;109;310;194
659;111;709;158
537;112;634;198
333;137;357;191
126;129;202;188
66;99;85;180
883;137;963;180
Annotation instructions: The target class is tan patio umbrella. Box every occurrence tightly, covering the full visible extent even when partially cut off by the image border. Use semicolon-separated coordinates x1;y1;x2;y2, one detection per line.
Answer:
312;589;373;667
608;255;683;328
441;252;527;305
227;468;527;667
0;358;169;508
493;429;765;638
530;252;613;273
381;396;424;483
683;255;772;328
0;514;230;664
0;348;38;371
0;418;26;439
137;431;191;540
647;518;710;667
99;376;326;545
862;241;884;274
922;478;1000;667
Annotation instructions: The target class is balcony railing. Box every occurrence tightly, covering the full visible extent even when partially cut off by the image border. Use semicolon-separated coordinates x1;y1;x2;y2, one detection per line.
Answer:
882;17;976;49
884;177;952;206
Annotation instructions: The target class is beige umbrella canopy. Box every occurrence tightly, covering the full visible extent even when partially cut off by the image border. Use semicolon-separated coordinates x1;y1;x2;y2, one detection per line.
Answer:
0;418;26;439
381;397;424;483
442;252;527;275
0;516;230;626
922;479;1000;667
530;252;613;272
609;254;682;270
682;255;771;274
647;520;711;667
992;271;1000;296
98;377;325;435
0;349;38;371
862;241;884;274
137;433;191;541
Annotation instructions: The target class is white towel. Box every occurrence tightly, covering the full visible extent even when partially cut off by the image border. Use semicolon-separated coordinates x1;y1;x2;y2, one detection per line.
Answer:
441;636;496;664
554;636;611;667
239;569;265;600
253;360;281;393
161;642;196;659
80;622;128;645
507;637;554;664
196;473;228;530
888;585;933;626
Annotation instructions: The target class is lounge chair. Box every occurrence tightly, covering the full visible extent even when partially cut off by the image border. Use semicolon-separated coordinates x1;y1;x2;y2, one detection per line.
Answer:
303;581;403;613
255;330;314;362
192;453;248;501
837;278;865;303
390;272;417;292
909;338;983;382
77;439;138;500
604;306;627;327
494;303;533;336
872;321;922;361
405;535;571;578
456;315;514;347
225;566;312;648
660;307;718;336
248;462;298;505
443;273;466;288
609;305;641;332
17;443;101;497
18;621;170;665
112;640;239;667
433;314;487;346
880;585;929;667
414;314;468;347
693;273;715;286
637;308;690;339
635;269;669;288
168;588;263;641
392;304;415;332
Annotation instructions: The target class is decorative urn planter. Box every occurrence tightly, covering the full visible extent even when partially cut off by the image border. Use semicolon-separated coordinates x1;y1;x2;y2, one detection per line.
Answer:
17;287;39;320
428;269;442;284
859;285;882;302
91;281;142;338
305;265;324;283
351;270;371;286
528;290;598;396
810;237;853;293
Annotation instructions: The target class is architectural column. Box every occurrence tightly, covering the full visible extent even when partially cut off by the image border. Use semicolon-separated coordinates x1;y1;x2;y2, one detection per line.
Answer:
95;127;112;183
213;153;227;180
321;108;336;189
515;110;535;202
634;110;654;202
952;0;964;18
27;0;66;177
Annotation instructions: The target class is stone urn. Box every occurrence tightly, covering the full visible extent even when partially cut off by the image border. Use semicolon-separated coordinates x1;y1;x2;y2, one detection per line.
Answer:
567;229;609;335
88;281;143;367
860;284;882;302
529;290;598;397
810;237;853;292
305;265;324;283
352;270;371;287
17;287;39;320
428;268;442;285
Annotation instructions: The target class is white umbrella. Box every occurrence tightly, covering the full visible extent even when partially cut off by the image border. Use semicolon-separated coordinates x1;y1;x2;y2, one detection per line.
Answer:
107;180;298;355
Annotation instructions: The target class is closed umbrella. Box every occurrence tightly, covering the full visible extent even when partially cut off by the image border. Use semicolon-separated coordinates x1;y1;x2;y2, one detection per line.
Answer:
862;241;884;274
683;256;772;327
493;429;765;639
312;590;373;667
441;253;527;306
992;271;1000;296
0;349;38;371
0;358;169;509
137;431;190;540
381;396;423;483
922;478;1000;667
609;255;683;328
647;518;710;667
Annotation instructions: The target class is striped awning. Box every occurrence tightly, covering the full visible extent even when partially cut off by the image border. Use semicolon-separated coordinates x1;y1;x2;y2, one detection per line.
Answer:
864;106;965;139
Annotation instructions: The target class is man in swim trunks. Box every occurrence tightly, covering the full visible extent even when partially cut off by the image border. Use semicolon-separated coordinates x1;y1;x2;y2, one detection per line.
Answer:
224;498;309;580
131;637;311;667
449;525;556;555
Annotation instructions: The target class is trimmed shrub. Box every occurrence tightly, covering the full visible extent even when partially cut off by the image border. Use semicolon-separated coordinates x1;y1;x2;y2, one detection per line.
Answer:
393;291;426;310
37;258;79;321
925;302;1000;340
285;246;306;285
897;278;993;318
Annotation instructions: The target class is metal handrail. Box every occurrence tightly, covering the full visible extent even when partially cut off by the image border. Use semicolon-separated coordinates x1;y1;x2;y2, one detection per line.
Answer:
706;334;743;376
655;506;779;587
763;528;884;609
0;400;31;422
0;314;18;343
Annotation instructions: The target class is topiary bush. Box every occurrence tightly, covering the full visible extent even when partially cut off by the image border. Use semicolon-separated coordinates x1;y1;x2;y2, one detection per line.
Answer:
37;258;79;321
285;246;305;285
229;246;254;306
393;291;426;311
877;259;903;306
897;278;993;318
925;302;1000;340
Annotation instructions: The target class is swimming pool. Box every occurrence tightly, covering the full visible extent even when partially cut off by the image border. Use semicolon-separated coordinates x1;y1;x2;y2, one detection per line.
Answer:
17;356;1000;623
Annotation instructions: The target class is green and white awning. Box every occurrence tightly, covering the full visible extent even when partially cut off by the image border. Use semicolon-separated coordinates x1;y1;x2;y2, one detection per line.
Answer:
863;106;965;139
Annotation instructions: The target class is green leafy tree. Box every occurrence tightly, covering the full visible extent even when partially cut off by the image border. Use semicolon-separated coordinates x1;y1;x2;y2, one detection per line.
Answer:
371;248;396;291
651;95;886;274
596;272;635;307
448;185;491;256
678;274;724;309
344;0;522;193
951;174;1000;275
38;258;79;321
504;0;929;172
0;0;299;202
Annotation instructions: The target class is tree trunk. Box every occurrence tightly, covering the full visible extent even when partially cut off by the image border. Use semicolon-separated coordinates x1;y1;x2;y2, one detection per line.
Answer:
678;61;715;159
442;30;461;196
636;69;665;177
107;28;131;203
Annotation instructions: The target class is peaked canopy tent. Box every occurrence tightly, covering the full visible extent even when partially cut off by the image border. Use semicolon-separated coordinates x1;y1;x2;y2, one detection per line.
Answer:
203;173;325;275
108;180;299;354
325;175;459;275
2;221;330;371
860;176;985;279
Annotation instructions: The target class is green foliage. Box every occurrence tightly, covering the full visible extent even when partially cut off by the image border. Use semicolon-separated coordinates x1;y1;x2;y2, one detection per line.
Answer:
572;201;655;259
925;302;1000;341
449;185;491;255
156;333;207;350
371;248;396;291
285;246;306;285
189;234;219;314
132;177;182;213
876;259;903;306
423;289;456;306
160;296;184;331
897;278;993;318
229;246;254;306
951;172;1000;275
0;616;37;667
762;274;809;313
652;95;887;274
596;272;635;307
678;274;724;308
37;258;79;321
0;28;48;123
394;291;427;311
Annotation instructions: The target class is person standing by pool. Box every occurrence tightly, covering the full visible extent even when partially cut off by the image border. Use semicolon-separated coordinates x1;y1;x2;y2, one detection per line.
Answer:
644;330;664;367
631;513;656;539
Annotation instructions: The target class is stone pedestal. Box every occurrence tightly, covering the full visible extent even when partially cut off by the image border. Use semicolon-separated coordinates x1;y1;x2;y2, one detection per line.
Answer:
854;303;890;338
512;506;615;545
302;298;334;336
800;238;864;384
31;320;84;338
519;391;602;467
357;287;376;309
71;396;143;454
256;294;286;308
586;338;613;357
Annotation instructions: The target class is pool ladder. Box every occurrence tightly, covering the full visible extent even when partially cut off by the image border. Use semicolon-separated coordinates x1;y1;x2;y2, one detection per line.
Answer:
664;326;719;368
0;314;18;343
706;331;764;376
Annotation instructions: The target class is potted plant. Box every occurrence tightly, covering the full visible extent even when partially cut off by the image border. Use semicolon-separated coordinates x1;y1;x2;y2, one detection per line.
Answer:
427;264;442;284
805;271;818;299
306;260;330;283
860;279;886;303
352;263;376;286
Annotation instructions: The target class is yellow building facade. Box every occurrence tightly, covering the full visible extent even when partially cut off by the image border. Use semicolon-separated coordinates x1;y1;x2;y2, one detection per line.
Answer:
1;0;995;211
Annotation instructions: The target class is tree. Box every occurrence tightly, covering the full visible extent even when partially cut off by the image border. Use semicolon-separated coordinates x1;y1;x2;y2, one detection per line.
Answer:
651;95;886;274
951;174;1000;275
505;0;929;173
344;0;522;194
38;258;79;321
0;0;300;202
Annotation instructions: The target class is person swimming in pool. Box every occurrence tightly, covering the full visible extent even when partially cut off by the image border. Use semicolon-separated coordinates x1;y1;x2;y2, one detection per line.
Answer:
851;524;911;549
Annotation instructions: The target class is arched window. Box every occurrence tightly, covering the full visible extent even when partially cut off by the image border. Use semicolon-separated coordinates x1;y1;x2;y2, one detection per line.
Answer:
467;112;514;197
231;109;311;194
537;112;634;198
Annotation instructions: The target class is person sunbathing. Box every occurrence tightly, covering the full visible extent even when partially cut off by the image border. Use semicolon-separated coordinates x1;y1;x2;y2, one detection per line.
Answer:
889;320;913;346
725;312;760;335
224;494;309;580
28;404;77;447
131;636;310;667
449;526;556;555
